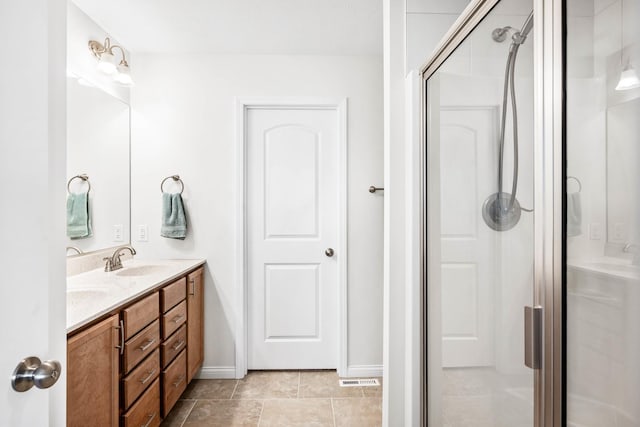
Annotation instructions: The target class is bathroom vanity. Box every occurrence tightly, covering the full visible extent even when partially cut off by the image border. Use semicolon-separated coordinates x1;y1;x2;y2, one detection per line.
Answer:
66;259;205;427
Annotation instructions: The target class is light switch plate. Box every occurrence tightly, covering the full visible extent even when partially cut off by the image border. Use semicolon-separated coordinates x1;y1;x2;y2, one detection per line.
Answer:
113;224;124;242
589;223;602;240
137;225;148;242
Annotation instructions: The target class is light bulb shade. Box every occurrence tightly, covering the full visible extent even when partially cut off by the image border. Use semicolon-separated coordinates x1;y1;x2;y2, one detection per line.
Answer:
96;51;117;75
615;65;640;91
114;63;134;86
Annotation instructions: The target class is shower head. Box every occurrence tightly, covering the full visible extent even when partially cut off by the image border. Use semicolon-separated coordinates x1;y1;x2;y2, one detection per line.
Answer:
491;11;534;45
512;11;534;44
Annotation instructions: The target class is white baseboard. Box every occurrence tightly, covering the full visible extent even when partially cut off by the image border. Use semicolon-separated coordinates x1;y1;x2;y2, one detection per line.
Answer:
195;365;383;379
195;366;237;379
346;365;383;378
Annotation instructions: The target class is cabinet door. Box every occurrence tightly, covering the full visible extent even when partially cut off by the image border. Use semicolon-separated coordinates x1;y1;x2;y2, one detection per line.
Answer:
187;267;204;382
67;314;119;427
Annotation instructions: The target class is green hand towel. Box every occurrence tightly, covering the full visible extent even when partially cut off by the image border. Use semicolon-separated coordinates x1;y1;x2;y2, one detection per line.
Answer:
67;192;92;239
161;193;187;239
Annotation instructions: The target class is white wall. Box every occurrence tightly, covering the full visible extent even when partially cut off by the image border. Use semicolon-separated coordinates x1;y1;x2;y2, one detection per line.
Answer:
383;0;408;424
130;54;384;376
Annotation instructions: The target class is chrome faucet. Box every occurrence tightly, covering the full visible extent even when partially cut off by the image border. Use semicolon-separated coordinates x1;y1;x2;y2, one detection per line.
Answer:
104;245;136;272
66;246;82;256
623;243;640;265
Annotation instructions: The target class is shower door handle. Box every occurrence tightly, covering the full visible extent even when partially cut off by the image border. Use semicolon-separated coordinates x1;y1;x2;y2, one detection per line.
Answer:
524;306;542;369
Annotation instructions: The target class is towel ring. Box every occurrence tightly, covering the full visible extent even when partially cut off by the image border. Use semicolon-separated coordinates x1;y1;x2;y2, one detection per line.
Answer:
161;175;184;194
67;174;91;194
567;176;582;193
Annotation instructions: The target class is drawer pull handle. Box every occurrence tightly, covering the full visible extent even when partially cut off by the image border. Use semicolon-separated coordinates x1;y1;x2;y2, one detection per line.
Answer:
141;412;156;427
139;339;156;352
172;314;186;324
139;369;156;385
172;340;185;351
173;374;186;388
115;320;125;355
189;279;195;295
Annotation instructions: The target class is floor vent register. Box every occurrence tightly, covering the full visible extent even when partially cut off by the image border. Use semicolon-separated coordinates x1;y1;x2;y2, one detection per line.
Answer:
339;378;380;387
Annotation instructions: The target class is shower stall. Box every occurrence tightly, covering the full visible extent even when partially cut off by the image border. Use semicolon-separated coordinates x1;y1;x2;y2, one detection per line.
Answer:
420;0;640;425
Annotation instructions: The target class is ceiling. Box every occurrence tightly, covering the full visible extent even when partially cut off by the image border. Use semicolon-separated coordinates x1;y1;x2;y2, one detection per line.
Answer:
72;0;383;55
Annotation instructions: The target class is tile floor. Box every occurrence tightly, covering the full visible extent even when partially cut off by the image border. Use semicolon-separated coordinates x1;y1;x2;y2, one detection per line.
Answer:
161;370;382;427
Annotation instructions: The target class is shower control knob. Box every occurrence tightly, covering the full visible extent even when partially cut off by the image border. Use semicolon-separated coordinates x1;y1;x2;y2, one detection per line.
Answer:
325;248;335;257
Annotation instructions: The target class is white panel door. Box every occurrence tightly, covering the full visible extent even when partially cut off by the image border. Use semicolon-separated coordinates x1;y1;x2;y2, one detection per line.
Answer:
440;107;496;367
0;0;66;425
247;107;339;369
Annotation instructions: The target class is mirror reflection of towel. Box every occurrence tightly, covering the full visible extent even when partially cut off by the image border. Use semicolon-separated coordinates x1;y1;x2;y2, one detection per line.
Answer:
567;192;582;237
67;192;92;239
161;193;187;239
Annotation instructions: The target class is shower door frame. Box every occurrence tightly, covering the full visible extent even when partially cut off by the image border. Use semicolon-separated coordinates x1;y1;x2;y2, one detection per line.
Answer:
418;0;564;425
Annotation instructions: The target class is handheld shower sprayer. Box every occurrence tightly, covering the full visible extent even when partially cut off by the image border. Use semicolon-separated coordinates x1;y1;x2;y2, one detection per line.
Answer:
482;11;534;232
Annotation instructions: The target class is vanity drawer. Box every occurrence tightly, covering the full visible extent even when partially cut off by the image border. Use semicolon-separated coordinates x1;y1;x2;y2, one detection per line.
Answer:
161;324;187;368
162;350;187;417
123;320;160;374
161;278;186;313
122;348;160;410
122;378;161;427
123;292;159;340
162;300;187;339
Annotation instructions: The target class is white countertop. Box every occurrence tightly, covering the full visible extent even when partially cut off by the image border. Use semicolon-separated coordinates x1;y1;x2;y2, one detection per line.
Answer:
67;258;205;333
567;257;640;281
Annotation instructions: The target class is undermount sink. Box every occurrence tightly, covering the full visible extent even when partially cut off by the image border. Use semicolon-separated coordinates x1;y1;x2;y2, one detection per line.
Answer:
115;265;168;277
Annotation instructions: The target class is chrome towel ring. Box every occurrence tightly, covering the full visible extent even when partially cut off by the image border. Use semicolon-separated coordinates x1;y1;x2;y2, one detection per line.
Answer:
161;175;184;194
567;176;582;193
67;174;91;194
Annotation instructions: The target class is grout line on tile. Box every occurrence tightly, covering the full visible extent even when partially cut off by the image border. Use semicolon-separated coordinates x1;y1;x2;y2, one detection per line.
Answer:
230;379;240;399
257;399;265;427
178;399;197;427
330;397;337;427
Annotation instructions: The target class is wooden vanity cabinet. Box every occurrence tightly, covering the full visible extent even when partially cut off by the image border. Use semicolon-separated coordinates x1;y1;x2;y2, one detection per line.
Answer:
67;265;204;426
187;267;204;382
67;314;119;427
159;278;188;417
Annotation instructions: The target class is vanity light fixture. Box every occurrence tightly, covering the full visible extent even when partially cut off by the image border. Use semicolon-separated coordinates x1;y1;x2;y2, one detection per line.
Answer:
616;61;640;91
614;1;640;91
88;37;134;86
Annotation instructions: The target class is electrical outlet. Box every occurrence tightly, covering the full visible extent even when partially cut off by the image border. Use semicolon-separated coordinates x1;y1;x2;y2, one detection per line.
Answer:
613;223;625;241
113;224;123;242
589;223;602;240
137;225;148;242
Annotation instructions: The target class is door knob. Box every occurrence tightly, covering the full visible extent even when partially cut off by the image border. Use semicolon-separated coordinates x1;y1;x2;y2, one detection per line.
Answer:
11;356;62;392
325;248;335;257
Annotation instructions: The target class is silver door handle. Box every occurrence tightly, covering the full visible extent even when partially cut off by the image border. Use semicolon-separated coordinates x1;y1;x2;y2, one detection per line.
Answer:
325;248;335;257
11;357;62;392
524;306;542;369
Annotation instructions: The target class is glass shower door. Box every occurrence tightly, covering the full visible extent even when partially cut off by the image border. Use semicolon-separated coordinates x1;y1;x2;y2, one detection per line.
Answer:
423;0;536;425
565;0;640;425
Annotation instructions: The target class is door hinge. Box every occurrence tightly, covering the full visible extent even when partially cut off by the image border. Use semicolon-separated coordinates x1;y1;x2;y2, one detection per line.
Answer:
524;305;542;369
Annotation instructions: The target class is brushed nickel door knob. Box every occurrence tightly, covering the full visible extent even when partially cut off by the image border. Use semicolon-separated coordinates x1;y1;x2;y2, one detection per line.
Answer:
325;248;335;257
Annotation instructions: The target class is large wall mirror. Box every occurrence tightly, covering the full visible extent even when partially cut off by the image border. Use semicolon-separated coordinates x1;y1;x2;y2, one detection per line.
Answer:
66;77;130;255
607;96;640;246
